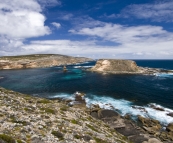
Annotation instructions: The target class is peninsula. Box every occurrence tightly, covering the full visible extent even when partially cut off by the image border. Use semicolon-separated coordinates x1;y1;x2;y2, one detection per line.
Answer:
0;54;92;70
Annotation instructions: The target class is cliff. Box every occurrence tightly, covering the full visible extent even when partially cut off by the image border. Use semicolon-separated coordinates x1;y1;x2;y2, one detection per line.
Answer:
0;87;129;143
0;54;93;70
90;59;173;74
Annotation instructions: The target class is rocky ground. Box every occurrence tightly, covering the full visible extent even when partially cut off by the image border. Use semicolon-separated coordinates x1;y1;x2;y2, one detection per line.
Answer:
90;59;173;75
0;87;172;143
0;54;93;70
0;87;129;143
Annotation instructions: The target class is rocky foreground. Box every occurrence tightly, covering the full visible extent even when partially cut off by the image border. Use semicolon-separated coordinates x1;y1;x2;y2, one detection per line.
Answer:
0;54;92;70
0;87;129;143
1;88;172;143
90;59;173;74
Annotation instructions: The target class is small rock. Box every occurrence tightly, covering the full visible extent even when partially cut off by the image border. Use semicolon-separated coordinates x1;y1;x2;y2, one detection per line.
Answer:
167;112;173;117
124;114;131;120
149;104;165;111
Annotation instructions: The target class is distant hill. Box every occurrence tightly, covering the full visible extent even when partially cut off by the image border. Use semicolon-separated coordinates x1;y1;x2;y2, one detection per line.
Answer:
0;54;93;70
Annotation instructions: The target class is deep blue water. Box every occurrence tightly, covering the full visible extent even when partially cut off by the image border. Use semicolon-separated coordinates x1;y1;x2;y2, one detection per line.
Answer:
0;60;173;125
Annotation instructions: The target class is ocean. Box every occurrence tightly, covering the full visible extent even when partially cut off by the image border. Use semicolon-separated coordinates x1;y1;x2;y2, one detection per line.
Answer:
0;60;173;125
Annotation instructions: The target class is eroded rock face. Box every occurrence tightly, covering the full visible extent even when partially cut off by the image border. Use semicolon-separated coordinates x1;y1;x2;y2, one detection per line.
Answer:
91;59;139;73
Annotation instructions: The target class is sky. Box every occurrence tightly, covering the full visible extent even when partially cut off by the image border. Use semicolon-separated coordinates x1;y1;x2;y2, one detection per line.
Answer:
0;0;173;59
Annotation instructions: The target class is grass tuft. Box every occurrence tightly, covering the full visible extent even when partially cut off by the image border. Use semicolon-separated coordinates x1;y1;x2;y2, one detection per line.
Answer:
71;119;78;124
86;124;99;132
0;134;15;143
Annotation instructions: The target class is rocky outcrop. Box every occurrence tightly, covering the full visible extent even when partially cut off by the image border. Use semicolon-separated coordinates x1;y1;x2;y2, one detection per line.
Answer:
138;115;173;142
138;115;162;134
90;59;139;73
90;59;173;74
88;105;164;143
0;54;93;70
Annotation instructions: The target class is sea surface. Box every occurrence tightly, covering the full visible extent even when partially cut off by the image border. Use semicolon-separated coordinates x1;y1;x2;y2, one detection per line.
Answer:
0;60;173;125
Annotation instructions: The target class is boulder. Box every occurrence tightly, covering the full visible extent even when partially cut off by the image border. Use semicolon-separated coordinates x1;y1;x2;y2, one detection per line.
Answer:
167;112;173;117
149;104;165;111
72;92;86;108
166;123;173;132
98;109;120;119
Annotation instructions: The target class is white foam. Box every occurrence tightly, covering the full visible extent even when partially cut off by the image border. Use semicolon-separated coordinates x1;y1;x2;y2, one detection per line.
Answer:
74;66;94;68
154;73;173;78
85;94;173;125
145;103;173;125
49;93;75;100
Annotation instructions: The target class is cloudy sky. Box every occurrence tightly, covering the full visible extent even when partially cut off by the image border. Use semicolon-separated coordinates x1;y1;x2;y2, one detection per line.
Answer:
0;0;173;59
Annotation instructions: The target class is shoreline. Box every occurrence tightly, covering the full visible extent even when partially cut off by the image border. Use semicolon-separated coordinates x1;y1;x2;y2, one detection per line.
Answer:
1;87;172;142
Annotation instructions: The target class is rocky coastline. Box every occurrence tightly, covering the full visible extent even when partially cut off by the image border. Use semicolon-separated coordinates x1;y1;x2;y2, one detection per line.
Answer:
71;92;173;143
89;59;173;75
0;54;93;70
1;87;173;143
0;87;129;143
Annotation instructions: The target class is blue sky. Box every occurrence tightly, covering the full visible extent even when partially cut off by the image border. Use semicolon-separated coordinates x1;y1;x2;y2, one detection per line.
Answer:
0;0;173;59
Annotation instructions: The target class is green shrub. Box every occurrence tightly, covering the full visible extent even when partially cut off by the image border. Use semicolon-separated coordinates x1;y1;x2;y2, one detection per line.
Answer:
74;134;81;139
40;108;55;114
37;99;50;104
10;116;28;126
86;124;99;132
60;105;68;111
0;134;15;143
94;137;108;143
17;139;23;143
71;119;78;124
51;131;63;140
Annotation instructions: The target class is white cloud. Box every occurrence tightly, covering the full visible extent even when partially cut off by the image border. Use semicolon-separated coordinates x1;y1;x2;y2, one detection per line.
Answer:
0;0;51;39
69;23;171;43
51;22;61;29
73;16;105;29
1;21;173;59
68;23;173;59
117;0;173;22
0;0;54;57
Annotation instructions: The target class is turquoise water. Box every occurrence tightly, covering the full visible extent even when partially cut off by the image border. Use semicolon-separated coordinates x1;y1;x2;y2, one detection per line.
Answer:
0;60;173;125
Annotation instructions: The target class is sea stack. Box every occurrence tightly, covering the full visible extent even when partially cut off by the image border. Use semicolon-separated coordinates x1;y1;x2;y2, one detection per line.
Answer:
90;59;139;74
